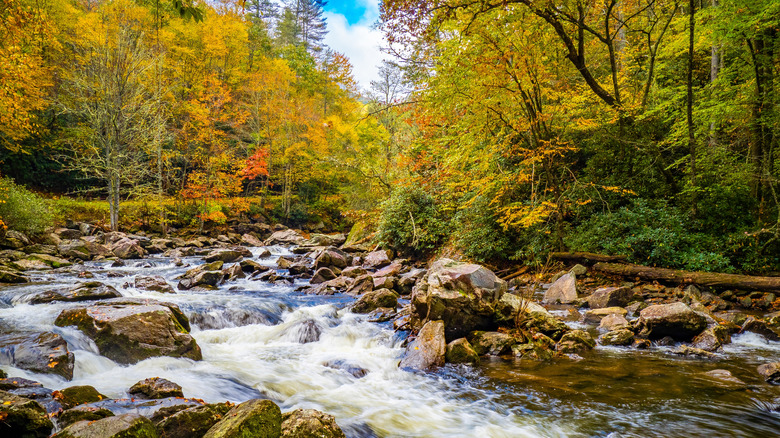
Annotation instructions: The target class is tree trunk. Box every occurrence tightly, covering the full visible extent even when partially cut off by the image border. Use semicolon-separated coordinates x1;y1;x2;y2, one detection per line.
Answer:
109;175;120;231
594;262;780;292
687;0;696;210
550;252;628;265
709;0;720;146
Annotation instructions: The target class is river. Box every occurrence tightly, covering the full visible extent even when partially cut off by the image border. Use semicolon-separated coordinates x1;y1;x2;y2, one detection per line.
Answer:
1;245;779;437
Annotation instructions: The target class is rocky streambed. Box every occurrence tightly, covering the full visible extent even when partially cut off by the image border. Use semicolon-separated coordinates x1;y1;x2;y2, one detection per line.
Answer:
0;224;778;437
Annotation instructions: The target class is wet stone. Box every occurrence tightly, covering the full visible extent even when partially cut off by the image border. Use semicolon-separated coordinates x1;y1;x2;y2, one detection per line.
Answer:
129;377;184;400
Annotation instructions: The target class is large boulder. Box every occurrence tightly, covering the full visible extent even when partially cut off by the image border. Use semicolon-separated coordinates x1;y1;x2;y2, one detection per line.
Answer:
587;287;634;309
542;273;578;304
310;267;337;284
134;276;175;294
0;332;75;379
264;230;306;246
203;250;244;264
110;238;145;259
692;325;732;351
128;377;183;399
155;403;232;438
27;281;122;304
556;330;596;354
399;320;446;371
494;294;570;341
467;331;515;356
203;399;282;438
411;259;506;341
53;413;157;438
345;274;373;296
636;302;707;341
280;409;346;438
54;300;201;364
240;233;264;247
54;386;107;410
0;390;53;438
0;267;28;283
314;248;349;270
445;338;480;365
351;289;399;314
363;250;392;268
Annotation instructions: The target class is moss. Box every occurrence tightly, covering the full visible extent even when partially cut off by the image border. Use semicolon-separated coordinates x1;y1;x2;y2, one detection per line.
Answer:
54;385;107;410
203;399;281;438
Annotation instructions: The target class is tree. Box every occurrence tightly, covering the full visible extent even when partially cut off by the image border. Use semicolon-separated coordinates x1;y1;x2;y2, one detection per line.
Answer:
60;2;162;231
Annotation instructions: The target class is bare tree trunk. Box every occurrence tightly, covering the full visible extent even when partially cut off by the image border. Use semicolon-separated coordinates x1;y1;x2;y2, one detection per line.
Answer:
109;174;120;231
709;0;720;146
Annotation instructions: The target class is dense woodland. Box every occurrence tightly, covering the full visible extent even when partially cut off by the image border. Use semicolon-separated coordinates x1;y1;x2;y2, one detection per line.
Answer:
2;0;780;274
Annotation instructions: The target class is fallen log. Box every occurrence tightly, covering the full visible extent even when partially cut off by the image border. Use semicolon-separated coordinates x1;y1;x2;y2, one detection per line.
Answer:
593;262;780;292
550;252;627;265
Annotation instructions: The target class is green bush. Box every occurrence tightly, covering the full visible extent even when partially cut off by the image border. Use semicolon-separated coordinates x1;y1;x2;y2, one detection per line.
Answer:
566;199;731;272
0;177;55;235
377;185;449;257
452;195;513;263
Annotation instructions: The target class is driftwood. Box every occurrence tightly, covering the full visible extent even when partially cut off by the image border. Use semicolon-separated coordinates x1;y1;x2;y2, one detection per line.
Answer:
500;266;530;282
550;252;628;265
593;262;780;292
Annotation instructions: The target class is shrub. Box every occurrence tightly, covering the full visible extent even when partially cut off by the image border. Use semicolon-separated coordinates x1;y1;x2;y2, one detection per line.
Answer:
452;195;513;263
377;185;449;257
0;177;54;235
566;199;732;272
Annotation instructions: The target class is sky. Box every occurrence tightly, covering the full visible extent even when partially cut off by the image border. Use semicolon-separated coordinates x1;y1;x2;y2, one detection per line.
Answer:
322;0;385;92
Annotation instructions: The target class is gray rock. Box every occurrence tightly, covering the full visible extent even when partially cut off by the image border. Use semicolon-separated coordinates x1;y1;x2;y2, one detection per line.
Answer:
399;320;446;371
587;286;634;309
352;289;399;314
598;329;635;346
27;281;122;304
52;413;156;438
203;399;282;438
0;332;75;379
636;302;707;341
134;276;175;294
542;273;577;304
281;408;346;438
128;377;183;399
467;331;515;355
0;390;53;438
411;258;506;341
757;362;780;384
363;250;392;268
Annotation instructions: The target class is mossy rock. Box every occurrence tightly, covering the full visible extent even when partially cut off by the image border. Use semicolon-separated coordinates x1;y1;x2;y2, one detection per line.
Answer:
445;338;480;365
54;385;107;410
203;399;281;438
58;406;115;428
155;403;232;438
0;389;54;438
53;413;158;438
280;409;345;438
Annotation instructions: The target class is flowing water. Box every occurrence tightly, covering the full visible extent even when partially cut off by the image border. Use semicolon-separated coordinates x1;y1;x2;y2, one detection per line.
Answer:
1;246;779;437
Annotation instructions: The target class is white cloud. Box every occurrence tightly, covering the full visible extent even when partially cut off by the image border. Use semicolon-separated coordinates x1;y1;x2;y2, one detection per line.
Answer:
323;8;385;92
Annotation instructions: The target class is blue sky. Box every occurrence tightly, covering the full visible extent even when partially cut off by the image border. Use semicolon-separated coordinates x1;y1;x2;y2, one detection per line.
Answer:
323;0;370;25
321;0;384;91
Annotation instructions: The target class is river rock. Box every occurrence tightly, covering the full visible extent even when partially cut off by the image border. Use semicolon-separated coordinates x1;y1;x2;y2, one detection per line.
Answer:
58;240;91;260
280;408;346;438
587;286;634;309
53;413;157;438
27;281;122;304
288;261;309;276
277;257;294;269
240;233;264;247
700;369;747;390
341;266;367;278
54;300;201;364
445;338;480;364
345;274;374;296
0;390;53;438
757;362;780;384
204;249;244;264
411;258;506;341
54;386;107;410
637;302;707;341
155;403;232;438
399;320;446;371
28;253;72;268
222;264;245;282
467;331;515;355
542;273;578;304
58;406;115;428
598;329;635;346
129;377;183;399
239;260;270;274
740;317;780;341
363;250;392;268
0;267;27;283
674;345;716;358
203;399;282;438
134;276;175;294
265;229;306;246
582;307;627;324
598;314;630;331
692;325;732;351
12;258;52;270
556;330;596;354
494;293;570;340
110;238;145;259
352;288;399;314
311;267;337;284
178;270;224;290
373;276;396;290
0;332;75;379
314;248;349;270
